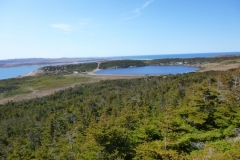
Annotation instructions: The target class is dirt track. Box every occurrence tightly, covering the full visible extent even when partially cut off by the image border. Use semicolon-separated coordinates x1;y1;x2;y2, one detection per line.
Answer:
0;74;143;104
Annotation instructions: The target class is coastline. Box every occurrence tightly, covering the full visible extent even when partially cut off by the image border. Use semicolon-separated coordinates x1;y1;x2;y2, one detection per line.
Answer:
3;56;240;79
87;68;101;75
19;69;45;77
1;59;240;104
20;62;240;78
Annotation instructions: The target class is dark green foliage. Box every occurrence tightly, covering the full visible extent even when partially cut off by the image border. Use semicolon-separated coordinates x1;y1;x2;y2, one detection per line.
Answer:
0;85;19;94
0;67;240;159
145;56;240;66
41;62;98;74
99;60;146;69
99;56;240;71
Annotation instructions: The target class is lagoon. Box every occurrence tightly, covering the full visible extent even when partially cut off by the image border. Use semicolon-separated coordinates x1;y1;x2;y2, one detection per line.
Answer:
0;65;43;80
94;66;199;75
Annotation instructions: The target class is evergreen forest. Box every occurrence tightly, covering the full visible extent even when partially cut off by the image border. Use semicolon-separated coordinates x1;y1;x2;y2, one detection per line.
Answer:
0;63;240;159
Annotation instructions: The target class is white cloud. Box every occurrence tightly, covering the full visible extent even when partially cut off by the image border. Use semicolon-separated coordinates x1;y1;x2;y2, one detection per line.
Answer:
76;21;89;30
50;20;90;33
50;24;71;31
136;0;154;13
123;0;155;20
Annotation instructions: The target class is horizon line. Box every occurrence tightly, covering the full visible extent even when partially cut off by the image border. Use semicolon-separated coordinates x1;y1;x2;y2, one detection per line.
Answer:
0;51;240;61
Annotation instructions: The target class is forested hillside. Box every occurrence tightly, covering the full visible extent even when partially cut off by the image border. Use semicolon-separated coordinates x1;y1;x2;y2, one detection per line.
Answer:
0;67;240;159
99;60;146;69
145;55;240;65
41;63;98;74
97;56;240;70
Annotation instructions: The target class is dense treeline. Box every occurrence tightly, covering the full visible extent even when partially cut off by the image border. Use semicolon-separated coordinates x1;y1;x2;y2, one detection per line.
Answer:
146;56;240;65
41;62;98;74
0;78;23;97
0;68;240;159
99;60;146;69
0;86;19;94
97;56;240;69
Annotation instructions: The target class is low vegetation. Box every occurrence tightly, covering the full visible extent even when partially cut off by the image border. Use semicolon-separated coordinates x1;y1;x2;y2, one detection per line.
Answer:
0;75;89;99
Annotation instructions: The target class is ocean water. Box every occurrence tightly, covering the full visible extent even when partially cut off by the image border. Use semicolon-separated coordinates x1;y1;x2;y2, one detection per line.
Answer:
108;52;240;60
95;66;199;75
0;65;43;80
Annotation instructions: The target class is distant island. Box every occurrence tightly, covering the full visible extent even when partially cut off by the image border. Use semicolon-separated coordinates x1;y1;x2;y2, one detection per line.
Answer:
1;52;240;68
0;57;106;68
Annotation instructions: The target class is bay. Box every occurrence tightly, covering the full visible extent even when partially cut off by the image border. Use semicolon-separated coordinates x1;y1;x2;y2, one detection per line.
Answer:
0;65;43;80
94;66;199;75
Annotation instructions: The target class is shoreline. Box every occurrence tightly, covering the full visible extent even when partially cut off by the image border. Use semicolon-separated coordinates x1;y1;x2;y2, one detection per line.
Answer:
3;56;240;79
20;63;240;78
1;61;240;104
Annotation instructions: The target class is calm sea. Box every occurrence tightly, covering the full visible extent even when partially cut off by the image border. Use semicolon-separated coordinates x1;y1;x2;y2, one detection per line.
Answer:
108;52;240;60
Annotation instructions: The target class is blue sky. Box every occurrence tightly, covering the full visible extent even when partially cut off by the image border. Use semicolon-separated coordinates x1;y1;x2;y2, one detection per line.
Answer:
0;0;240;60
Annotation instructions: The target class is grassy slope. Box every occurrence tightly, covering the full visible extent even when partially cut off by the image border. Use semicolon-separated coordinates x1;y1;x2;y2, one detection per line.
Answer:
0;75;89;99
